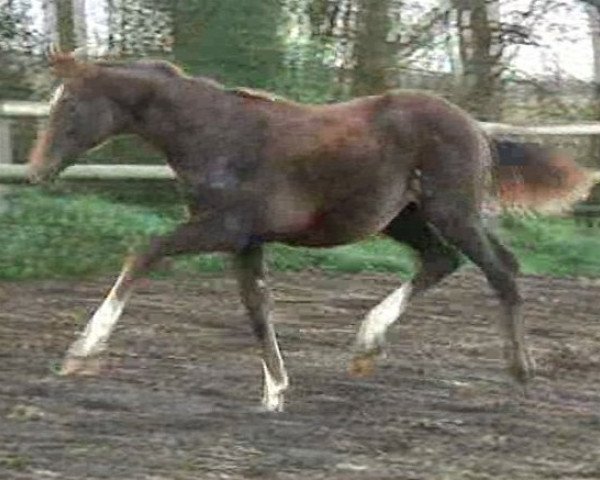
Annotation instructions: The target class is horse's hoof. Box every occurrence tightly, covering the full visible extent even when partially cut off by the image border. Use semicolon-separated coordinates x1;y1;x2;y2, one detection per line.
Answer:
59;356;103;376
243;404;278;415
507;351;536;386
261;394;285;413
349;354;377;378
509;366;533;385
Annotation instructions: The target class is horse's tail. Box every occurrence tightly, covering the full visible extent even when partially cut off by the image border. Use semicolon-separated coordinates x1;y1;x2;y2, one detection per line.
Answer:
490;138;600;214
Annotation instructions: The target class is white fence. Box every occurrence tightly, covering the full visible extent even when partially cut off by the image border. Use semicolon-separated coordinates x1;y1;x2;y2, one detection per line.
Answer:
2;99;600;182
0;164;175;182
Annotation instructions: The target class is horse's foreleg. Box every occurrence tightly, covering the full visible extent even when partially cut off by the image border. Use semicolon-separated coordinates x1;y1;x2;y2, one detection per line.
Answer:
235;245;288;412
61;218;240;376
60;258;134;375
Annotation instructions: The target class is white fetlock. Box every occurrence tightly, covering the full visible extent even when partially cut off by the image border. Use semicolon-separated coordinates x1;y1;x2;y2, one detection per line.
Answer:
355;282;413;354
261;360;288;412
75;295;126;356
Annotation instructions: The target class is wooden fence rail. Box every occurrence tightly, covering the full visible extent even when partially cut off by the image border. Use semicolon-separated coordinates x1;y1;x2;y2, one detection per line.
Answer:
0;101;50;118
1;100;599;220
0;101;175;185
5;99;600;134
0;164;175;182
481;122;600;136
1;99;600;202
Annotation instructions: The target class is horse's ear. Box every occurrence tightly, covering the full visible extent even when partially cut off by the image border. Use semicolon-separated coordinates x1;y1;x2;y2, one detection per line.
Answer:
46;44;94;78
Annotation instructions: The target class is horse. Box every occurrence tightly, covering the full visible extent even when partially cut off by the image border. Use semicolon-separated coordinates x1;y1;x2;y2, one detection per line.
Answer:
29;47;578;413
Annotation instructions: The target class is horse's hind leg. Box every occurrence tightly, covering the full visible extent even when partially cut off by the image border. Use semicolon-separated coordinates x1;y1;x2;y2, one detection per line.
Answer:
486;230;520;275
423;201;534;384
235;245;288;412
351;203;462;376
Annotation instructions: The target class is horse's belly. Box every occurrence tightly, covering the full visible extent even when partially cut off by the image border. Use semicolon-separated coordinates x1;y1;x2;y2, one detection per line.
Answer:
277;188;411;247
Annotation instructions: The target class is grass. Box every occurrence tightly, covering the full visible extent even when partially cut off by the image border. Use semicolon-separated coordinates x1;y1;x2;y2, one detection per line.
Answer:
0;189;598;280
498;214;600;277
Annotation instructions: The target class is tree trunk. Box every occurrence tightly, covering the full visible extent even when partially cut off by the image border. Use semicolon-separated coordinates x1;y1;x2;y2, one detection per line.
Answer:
173;0;284;89
56;0;76;50
351;0;393;96
40;0;58;43
453;0;501;120
587;5;600;167
72;0;87;48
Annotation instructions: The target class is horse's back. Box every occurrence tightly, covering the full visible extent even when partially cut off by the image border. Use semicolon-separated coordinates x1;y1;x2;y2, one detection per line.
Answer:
258;94;420;246
250;89;489;246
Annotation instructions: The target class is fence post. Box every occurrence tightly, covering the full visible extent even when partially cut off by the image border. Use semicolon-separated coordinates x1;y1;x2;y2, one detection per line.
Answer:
0;118;13;214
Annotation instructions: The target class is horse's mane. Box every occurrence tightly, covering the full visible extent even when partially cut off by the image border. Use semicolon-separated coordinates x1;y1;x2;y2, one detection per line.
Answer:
227;87;286;103
96;59;187;78
93;58;293;104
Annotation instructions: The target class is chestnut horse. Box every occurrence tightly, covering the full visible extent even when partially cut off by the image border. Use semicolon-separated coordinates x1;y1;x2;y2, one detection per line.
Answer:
27;49;548;412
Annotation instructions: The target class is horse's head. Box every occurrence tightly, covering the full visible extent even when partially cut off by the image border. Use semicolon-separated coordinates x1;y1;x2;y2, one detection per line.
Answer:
28;47;125;184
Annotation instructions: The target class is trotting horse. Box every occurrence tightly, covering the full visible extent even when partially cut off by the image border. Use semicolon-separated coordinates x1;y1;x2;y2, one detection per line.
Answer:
28;48;593;412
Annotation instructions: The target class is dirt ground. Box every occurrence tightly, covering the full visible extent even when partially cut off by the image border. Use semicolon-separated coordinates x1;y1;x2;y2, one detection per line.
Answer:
1;269;599;480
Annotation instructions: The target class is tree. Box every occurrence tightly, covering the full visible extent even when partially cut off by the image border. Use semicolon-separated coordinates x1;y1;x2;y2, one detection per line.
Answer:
450;0;502;120
56;0;75;50
106;0;174;56
0;0;46;99
583;0;600;164
173;0;284;89
352;0;393;96
307;0;448;97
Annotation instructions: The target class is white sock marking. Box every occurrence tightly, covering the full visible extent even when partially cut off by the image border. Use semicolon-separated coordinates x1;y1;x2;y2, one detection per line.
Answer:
261;325;289;412
261;360;288;412
66;268;131;358
356;282;413;353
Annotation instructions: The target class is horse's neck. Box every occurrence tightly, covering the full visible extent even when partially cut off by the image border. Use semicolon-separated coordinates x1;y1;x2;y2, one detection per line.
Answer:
125;83;260;179
128;83;232;157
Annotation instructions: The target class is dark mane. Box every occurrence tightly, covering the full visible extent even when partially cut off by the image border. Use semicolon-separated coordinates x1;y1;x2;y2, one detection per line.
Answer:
96;59;187;78
93;58;294;101
228;87;287;103
94;58;230;92
193;75;226;90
